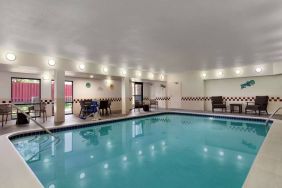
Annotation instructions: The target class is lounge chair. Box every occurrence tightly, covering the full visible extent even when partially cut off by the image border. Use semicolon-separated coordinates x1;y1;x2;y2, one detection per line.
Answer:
245;96;269;115
211;96;227;112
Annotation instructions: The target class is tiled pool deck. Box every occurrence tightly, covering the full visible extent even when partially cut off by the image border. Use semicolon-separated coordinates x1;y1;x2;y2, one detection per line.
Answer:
0;109;282;188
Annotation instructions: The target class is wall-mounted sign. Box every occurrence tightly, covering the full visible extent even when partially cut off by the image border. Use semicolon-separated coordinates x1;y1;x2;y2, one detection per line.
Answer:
86;82;91;88
241;80;255;89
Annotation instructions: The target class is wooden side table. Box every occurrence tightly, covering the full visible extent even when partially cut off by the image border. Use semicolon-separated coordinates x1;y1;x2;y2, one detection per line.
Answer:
230;103;243;113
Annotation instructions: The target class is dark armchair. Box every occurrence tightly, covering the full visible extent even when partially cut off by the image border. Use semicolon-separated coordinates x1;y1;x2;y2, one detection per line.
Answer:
211;96;227;112
245;96;269;115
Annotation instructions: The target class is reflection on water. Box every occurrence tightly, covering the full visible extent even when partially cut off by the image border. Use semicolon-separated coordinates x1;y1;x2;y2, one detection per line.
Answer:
79;129;99;146
64;132;72;152
13;138;40;162
99;126;112;136
132;120;144;138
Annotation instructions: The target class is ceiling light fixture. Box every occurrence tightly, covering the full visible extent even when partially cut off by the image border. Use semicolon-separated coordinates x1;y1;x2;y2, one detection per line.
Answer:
90;75;94;78
79;64;85;71
217;71;223;76
255;67;262;73
235;69;241;75
136;71;142;77
48;59;56;66
149;73;154;79
5;52;16;61
160;74;165;80
202;73;207;78
102;66;108;73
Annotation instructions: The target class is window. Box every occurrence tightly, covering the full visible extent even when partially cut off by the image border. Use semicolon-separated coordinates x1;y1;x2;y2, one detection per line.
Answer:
51;80;73;114
11;77;41;118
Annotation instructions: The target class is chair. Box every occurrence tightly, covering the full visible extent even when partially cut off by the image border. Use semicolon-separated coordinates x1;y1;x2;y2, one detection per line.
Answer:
149;99;158;109
28;103;47;122
99;100;109;115
0;104;12;127
107;100;112;114
211;96;227;112
245;96;269;115
79;100;93;118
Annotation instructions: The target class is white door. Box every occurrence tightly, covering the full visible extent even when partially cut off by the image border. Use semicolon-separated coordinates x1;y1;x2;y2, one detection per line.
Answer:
167;81;182;109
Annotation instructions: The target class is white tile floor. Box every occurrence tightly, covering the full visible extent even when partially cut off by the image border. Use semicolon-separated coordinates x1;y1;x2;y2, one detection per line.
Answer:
1;109;282;136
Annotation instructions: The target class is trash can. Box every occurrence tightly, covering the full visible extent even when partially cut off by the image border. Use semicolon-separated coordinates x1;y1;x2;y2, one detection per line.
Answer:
16;112;29;125
143;104;150;112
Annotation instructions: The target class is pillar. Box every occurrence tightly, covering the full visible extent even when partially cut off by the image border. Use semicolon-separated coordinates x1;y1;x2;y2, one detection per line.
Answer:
121;77;130;115
54;69;65;123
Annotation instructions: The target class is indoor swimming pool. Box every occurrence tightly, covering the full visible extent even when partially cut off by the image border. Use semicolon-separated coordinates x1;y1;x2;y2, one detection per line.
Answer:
11;113;269;188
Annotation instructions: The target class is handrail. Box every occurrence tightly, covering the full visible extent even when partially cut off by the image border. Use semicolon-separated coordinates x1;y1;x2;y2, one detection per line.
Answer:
265;106;282;125
10;103;59;139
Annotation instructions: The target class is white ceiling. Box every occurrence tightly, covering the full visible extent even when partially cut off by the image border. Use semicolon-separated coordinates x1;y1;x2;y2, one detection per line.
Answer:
1;0;282;73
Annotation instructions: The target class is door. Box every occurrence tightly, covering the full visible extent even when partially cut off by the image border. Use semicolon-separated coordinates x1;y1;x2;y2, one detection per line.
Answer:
167;81;181;109
132;82;143;106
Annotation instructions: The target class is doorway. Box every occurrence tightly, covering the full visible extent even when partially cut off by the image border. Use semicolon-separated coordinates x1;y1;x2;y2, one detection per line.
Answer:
132;82;143;107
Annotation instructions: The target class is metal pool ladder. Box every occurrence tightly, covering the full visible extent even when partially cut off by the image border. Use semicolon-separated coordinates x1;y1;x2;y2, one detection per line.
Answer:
265;106;282;125
11;103;60;161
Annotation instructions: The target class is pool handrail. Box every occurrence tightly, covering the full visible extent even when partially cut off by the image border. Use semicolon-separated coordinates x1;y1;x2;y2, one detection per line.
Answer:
265;106;282;125
10;103;59;140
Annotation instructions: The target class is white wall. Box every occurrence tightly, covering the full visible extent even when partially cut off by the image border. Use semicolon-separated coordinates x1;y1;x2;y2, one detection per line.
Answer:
167;71;205;110
67;77;122;114
149;82;167;108
205;75;282;113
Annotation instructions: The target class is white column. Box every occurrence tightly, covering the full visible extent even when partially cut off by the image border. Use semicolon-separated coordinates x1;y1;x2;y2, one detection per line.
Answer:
121;77;130;115
54;69;65;123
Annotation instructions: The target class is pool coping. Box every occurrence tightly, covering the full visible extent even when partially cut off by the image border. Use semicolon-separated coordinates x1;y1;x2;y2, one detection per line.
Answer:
0;110;280;188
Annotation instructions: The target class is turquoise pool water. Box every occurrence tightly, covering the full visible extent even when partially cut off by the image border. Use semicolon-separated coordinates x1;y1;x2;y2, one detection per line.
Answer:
12;114;268;188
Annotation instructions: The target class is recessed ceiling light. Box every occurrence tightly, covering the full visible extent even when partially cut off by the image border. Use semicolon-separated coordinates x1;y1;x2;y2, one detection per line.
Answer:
79;64;85;70
136;71;142;77
255;67;262;73
102;66;108;73
48;59;56;66
5;52;16;61
217;71;223;76
90;75;94;78
235;69;241;75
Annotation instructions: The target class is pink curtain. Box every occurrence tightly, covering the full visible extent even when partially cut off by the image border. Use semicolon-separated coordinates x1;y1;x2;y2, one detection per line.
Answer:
51;81;72;102
12;82;40;102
